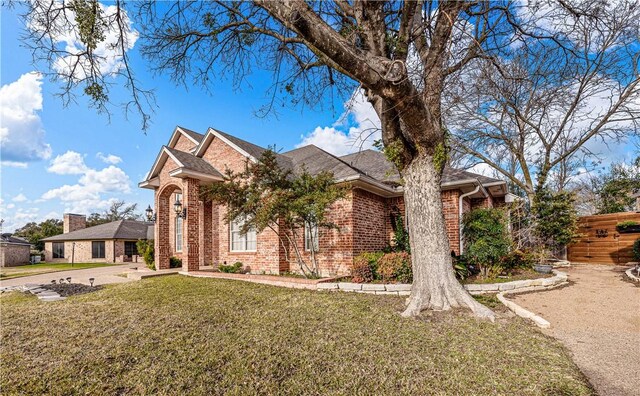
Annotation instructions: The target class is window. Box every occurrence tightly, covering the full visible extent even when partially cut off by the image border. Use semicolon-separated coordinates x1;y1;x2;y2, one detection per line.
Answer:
124;241;138;256
92;241;106;259
52;242;65;259
230;216;257;252
305;222;319;252
175;216;183;252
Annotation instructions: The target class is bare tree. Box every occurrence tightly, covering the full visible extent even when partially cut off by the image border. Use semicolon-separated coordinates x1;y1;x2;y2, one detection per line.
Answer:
17;1;639;319
446;1;640;202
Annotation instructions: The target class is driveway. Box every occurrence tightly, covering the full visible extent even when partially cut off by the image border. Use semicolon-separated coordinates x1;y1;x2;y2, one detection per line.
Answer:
0;264;140;288
512;265;639;396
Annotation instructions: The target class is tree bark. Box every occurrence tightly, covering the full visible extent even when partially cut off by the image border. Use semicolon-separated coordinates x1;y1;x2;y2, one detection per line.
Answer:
401;154;495;320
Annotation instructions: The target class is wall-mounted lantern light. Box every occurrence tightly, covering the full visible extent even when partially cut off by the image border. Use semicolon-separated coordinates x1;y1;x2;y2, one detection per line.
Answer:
174;197;187;219
145;205;156;222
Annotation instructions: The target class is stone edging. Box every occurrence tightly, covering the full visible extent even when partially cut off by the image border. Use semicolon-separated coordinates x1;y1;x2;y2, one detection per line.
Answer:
496;270;569;329
0;283;66;302
625;266;640;282
316;271;568;296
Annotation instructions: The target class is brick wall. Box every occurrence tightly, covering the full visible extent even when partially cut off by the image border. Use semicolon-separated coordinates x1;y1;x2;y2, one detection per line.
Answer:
0;244;30;267
353;189;388;254
173;134;198;152
44;240;117;263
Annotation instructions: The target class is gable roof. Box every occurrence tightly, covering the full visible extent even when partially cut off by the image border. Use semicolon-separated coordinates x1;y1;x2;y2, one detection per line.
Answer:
340;150;401;184
1;234;31;246
42;220;154;242
140;146;224;187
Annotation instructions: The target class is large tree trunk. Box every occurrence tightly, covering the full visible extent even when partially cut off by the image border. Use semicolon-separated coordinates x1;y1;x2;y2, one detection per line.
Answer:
401;154;495;321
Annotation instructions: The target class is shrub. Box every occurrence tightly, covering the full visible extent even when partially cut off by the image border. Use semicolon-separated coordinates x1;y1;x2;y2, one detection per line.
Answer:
462;208;511;278
616;220;639;230
633;239;640;262
391;214;410;253
452;255;470;280
351;252;383;283
136;239;155;270
532;188;578;248
169;256;182;269
377;252;412;283
501;249;539;272
219;261;244;273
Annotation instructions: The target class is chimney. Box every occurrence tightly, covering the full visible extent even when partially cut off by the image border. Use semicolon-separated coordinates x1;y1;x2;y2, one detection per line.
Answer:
63;213;86;233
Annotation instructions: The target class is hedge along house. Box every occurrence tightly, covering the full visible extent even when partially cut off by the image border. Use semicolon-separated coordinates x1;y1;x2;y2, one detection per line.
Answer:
139;126;509;276
42;214;153;263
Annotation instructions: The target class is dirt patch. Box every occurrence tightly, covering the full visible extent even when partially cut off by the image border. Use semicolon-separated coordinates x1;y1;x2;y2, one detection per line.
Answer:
512;265;640;396
42;283;103;297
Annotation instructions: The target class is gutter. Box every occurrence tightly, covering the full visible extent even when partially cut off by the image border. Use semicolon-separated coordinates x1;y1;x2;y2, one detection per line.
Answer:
458;180;488;255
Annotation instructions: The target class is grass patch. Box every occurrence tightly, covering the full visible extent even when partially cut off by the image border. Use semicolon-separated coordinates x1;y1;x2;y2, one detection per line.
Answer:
0;276;593;395
0;262;116;280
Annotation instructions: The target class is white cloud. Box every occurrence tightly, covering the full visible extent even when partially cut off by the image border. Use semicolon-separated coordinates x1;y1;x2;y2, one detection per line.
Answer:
12;193;27;203
47;151;89;175
6;203;15;209
0;72;52;164
1;161;29;168
41;164;132;214
96;152;122;165
297;90;381;156
28;1;139;81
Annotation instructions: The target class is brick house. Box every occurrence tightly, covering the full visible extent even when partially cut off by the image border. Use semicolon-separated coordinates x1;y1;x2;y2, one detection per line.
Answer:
0;234;31;267
139;126;508;276
42;214;153;263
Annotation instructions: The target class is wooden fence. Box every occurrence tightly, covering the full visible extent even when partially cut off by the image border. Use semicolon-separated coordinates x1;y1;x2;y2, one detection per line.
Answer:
567;212;640;265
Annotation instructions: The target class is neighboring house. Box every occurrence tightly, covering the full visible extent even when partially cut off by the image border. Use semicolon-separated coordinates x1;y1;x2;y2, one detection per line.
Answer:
0;234;31;267
42;214;153;263
139;126;509;276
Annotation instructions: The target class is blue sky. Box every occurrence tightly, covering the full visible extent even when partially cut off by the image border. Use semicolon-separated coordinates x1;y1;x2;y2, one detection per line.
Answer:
0;4;377;232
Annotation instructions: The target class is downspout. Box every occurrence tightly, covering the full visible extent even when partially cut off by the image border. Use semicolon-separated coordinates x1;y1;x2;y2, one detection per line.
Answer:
458;181;488;255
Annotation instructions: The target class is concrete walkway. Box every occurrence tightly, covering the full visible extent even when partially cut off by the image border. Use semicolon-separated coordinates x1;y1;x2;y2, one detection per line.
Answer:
0;264;139;288
512;265;639;396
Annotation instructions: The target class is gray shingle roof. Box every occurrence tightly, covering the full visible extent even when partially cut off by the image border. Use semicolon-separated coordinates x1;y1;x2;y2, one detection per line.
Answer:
1;234;31;246
178;126;205;143
340;149;503;186
282;145;364;180
166;146;224;178
41;220;153;242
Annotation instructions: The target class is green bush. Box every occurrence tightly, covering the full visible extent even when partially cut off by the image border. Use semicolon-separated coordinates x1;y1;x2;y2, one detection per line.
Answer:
136;239;155;270
169;256;182;269
462;208;511;278
452;255;470;280
532;188;578;248
219;261;244;273
616;220;639;230
351;252;384;283
633;239;640;261
501;249;539;272
377;252;412;283
391;214;410;253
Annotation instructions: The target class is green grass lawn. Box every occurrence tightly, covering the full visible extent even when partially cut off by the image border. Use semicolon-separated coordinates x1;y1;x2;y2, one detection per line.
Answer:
0;262;116;280
0;276;593;395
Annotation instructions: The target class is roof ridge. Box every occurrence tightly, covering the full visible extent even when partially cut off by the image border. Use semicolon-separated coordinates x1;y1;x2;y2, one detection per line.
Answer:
111;219;125;239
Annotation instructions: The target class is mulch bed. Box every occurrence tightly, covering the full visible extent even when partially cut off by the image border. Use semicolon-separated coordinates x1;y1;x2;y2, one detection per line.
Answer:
42;283;103;297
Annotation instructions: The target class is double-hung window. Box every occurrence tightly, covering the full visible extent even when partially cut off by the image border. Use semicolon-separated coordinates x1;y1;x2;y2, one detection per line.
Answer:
52;242;65;258
230;216;257;252
304;222;319;252
92;241;106;259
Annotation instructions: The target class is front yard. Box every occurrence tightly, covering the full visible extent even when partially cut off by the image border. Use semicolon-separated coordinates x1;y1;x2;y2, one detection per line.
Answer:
0;276;593;395
0;262;116;280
